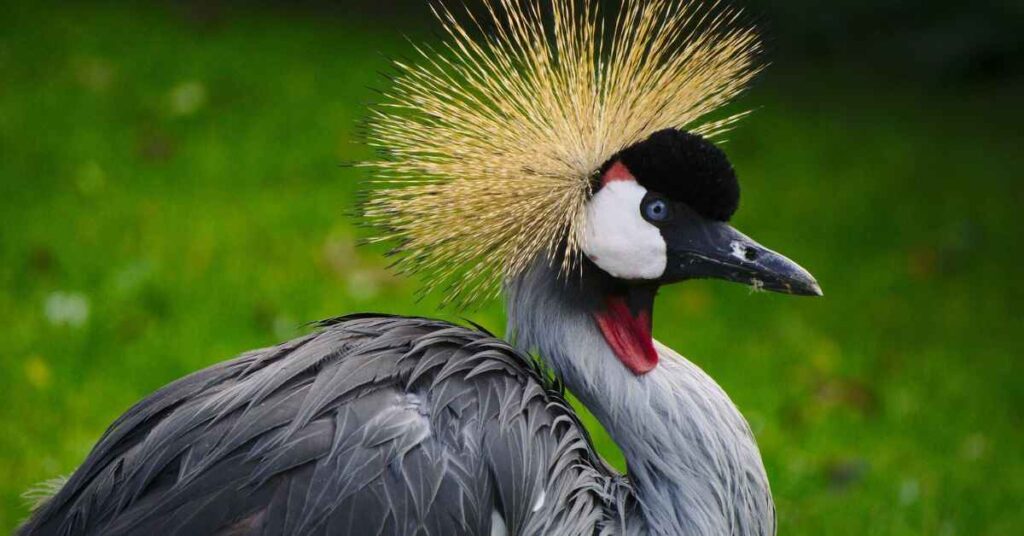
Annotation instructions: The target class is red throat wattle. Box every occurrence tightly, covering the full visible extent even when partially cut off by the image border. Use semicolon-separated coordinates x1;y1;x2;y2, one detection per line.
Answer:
594;296;658;375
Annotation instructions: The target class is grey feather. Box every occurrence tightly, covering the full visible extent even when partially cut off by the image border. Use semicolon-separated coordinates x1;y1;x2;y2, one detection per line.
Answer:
19;315;634;536
23;254;774;536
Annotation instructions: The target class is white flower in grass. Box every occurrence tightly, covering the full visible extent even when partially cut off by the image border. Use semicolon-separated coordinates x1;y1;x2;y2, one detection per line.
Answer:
44;291;90;327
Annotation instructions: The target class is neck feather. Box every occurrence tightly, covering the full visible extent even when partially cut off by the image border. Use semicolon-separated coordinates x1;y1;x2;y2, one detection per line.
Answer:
505;258;775;536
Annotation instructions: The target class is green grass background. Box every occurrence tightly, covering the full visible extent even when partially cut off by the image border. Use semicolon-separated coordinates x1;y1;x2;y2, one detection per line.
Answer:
1;2;1022;534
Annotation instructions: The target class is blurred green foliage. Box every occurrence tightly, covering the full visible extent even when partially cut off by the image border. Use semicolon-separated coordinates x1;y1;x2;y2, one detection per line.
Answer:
1;1;1022;534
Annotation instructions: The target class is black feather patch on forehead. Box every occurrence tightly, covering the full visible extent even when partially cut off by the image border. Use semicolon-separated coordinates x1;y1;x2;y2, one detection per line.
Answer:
612;129;740;221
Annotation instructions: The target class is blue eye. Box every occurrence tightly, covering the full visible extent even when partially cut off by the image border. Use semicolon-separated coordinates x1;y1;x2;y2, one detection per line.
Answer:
642;197;670;222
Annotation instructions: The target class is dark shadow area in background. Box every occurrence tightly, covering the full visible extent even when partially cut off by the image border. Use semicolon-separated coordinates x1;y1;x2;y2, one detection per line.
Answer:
172;0;1024;83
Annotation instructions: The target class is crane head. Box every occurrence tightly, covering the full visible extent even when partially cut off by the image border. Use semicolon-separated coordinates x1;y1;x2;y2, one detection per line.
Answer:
583;128;819;296
582;129;820;373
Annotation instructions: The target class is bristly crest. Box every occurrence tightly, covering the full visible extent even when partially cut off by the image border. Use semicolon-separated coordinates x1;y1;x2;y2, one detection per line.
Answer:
362;0;762;308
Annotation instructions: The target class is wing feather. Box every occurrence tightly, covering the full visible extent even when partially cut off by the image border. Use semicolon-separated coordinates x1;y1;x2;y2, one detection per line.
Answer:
20;315;636;536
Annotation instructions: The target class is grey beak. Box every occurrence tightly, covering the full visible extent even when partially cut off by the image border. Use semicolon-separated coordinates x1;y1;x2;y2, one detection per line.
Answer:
661;219;822;296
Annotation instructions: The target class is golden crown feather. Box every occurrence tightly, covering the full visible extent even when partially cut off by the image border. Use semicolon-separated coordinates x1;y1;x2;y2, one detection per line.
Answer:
361;0;762;307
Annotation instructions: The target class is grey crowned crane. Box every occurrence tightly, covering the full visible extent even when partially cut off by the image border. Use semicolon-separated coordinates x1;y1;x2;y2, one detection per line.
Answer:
20;1;821;535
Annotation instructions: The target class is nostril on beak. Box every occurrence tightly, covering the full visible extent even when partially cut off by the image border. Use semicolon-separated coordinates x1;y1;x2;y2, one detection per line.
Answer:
729;240;761;262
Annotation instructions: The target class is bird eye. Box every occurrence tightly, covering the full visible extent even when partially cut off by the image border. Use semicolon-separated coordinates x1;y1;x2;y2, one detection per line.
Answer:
641;196;671;223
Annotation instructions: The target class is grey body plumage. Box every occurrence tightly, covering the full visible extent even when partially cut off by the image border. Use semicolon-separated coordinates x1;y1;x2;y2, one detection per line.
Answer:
19;314;641;536
22;257;782;536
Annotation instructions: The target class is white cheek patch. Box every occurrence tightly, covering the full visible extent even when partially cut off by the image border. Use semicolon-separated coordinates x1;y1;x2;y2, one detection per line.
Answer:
582;180;667;280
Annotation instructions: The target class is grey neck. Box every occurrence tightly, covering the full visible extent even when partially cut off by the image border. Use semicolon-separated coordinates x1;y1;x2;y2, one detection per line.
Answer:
505;258;775;536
